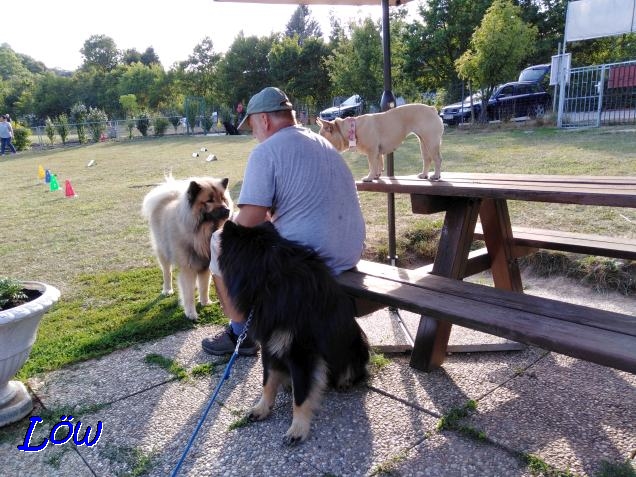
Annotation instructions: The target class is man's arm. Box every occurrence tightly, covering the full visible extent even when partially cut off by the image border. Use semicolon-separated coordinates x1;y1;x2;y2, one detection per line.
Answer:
234;204;269;227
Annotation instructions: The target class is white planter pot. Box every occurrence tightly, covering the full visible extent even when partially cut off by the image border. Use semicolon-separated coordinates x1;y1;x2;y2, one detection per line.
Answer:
0;281;60;427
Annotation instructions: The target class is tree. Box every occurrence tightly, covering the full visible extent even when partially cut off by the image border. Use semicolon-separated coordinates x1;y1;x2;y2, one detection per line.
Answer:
285;5;322;44
119;94;138;118
29;73;75;120
517;0;566;66
80;35;120;71
140;47;161;66
122;48;142;65
118;62;165;109
399;0;491;100
214;33;276;108
178;37;221;101
456;0;537;114
0;44;32;80
325;18;384;108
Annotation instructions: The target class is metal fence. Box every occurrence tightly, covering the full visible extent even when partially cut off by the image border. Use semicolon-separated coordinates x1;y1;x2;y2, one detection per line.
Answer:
27;117;230;150
558;59;636;128
27;111;320;150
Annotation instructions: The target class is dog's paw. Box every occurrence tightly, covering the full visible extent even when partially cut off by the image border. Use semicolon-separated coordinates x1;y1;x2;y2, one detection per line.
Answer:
183;309;198;321
199;295;211;306
248;401;272;421
361;175;374;182
283;420;310;446
161;288;174;296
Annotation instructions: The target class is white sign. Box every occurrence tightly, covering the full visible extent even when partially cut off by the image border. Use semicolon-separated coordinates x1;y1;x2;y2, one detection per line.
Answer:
565;0;636;42
550;53;572;85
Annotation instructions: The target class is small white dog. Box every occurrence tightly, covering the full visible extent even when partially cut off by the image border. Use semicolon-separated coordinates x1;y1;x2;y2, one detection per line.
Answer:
317;104;444;182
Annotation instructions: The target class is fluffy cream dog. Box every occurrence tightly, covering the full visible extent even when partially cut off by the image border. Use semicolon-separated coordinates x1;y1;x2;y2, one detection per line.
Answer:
317;104;444;182
142;176;233;320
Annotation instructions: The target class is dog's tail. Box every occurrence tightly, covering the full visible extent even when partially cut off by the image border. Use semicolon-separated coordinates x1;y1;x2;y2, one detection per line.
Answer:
141;175;183;220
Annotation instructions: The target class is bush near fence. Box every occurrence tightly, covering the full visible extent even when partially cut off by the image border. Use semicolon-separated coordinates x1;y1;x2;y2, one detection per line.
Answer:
26;116;229;150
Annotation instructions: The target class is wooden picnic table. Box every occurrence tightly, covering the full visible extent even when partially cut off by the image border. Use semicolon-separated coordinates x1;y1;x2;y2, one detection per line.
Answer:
352;173;636;372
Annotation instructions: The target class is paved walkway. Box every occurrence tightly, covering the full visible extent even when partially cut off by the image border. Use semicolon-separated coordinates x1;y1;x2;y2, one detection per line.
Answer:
1;287;635;476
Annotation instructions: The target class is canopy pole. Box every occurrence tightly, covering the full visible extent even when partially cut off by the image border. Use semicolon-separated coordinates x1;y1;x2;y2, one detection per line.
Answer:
378;0;413;348
379;0;397;267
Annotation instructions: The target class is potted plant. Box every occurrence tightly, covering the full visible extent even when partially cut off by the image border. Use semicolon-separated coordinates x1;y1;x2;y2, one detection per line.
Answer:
0;277;60;427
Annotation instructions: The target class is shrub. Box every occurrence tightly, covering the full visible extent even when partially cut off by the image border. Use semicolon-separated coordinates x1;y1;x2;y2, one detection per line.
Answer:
153;116;169;136
126;119;136;139
136;111;151;137
12;122;31;151
0;277;27;310
86;107;108;143
45;117;56;145
55;114;70;145
168;115;180;133
71;103;88;144
185;109;197;135
202;115;214;134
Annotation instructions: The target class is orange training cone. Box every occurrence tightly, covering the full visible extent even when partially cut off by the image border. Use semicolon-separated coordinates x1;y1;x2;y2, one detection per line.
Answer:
65;180;76;198
38;165;45;180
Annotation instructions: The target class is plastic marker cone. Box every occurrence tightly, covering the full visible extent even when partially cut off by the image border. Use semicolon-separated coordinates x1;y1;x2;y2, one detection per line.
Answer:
206;154;217;162
192;152;199;158
38;165;45;180
87;159;95;167
65;180;76;198
45;169;51;184
200;147;208;152
49;174;59;191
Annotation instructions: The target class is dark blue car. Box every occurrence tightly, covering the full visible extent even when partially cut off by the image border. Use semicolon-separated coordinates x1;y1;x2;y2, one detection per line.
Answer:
440;81;551;125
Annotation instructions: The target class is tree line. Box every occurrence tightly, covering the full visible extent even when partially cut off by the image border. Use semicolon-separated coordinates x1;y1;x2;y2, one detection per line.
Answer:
1;0;634;128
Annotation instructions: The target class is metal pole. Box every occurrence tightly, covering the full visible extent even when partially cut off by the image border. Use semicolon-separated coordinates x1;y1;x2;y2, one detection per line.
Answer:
379;0;415;348
379;0;397;266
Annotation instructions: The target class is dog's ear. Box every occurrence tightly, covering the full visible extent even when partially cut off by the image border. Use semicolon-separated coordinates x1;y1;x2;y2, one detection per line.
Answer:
187;181;202;206
223;220;238;233
221;178;229;190
316;118;323;127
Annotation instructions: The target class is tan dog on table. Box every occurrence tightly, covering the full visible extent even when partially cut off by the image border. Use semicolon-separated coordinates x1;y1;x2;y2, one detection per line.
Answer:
317;103;444;182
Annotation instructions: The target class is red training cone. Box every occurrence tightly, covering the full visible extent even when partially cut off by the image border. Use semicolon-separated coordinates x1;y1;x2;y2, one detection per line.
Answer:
65;180;76;198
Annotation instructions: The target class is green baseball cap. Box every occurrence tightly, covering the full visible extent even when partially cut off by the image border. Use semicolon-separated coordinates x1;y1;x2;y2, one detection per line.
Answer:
237;87;293;131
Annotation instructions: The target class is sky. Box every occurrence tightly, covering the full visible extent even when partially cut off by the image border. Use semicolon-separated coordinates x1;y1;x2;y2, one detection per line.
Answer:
1;0;420;72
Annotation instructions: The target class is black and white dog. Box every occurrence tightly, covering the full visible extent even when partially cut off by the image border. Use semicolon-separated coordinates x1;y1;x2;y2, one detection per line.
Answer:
218;221;369;445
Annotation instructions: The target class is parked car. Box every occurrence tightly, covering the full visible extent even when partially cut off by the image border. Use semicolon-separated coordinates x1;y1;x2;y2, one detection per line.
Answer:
439;82;551;125
439;93;482;125
519;63;551;92
319;94;363;121
486;81;551;121
518;64;551;83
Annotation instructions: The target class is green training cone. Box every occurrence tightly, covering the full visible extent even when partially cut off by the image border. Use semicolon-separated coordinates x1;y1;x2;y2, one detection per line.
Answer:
50;174;59;191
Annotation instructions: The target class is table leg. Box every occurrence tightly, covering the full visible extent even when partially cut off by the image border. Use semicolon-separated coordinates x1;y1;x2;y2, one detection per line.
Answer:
479;199;523;292
409;197;481;371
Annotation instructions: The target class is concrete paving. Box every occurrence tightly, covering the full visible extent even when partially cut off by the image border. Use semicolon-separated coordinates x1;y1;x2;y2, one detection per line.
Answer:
1;303;635;476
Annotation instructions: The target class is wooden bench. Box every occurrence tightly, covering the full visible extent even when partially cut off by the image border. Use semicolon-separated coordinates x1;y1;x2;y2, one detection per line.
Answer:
473;224;636;260
337;260;636;374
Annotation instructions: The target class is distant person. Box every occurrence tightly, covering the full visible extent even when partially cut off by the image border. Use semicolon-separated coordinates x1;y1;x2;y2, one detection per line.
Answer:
236;101;245;126
0;115;17;155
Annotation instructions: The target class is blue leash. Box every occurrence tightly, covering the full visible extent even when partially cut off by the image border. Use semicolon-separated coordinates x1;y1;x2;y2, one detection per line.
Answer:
171;312;253;477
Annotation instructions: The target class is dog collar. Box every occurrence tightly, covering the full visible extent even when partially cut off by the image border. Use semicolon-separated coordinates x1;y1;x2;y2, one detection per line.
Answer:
347;117;357;150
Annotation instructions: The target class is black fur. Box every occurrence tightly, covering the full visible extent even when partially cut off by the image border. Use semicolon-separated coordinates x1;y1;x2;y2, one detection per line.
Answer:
218;221;369;440
223;121;240;135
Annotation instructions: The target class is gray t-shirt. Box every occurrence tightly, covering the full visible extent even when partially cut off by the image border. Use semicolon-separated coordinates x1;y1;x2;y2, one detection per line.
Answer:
238;125;366;274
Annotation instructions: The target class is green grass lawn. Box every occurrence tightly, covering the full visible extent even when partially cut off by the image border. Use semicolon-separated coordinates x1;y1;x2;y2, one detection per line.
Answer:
1;126;635;378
